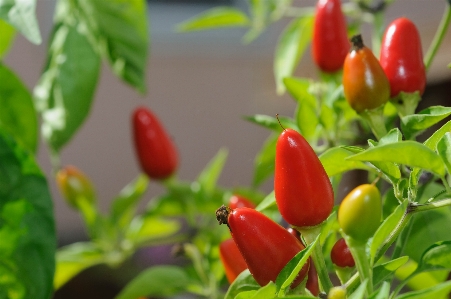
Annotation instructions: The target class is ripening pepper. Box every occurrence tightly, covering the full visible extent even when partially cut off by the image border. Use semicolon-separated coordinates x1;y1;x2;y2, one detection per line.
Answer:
330;238;355;268
228;194;256;210
132;106;178;180
216;206;309;287
343;35;390;113
56;165;96;209
275;128;334;227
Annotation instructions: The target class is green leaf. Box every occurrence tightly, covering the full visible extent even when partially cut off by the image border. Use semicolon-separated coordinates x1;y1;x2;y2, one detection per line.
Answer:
250;282;276;299
401;106;451;139
126;215;181;246
224;270;260;299
197;148;228;196
242;0;271;43
319;147;373;177
274;15;313;95
276;234;318;296
369;281;390;299
115;266;189;299
0;63;37;153
79;0;149;92
244;114;298;132
54;242;104;289
378;128;403;145
283;77;318;138
346;141;446;176
370;200;408;264
348;279;368;299
419;240;451;272
255;191;276;212
395;280;451;299
176;7;249;32
34;18;101;153
252;133;277;187
0;0;41;44
0;129;56;299
373;256;409;286
437;132;451;175
0;19;15;58
110;174;149;230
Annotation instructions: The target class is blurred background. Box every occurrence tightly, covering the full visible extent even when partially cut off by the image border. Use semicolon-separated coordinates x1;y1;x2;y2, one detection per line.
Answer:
4;0;451;297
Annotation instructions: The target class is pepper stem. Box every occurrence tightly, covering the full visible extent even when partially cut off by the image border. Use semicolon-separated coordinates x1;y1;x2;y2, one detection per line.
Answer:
350;34;365;51
359;105;388;140
345;237;373;295
296;225;333;294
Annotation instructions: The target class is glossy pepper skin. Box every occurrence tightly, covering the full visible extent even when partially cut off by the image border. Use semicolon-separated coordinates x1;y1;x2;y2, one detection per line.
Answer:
343;35;390;113
338;184;382;242
216;206;309;287
312;0;350;73
132;106;178;180
331;238;355;268
56;165;96;209
229;194;256;210
219;238;248;283
275;129;334;227
380;17;426;98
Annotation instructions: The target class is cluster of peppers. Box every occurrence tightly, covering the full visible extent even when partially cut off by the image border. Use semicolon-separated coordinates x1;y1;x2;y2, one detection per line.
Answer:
55;0;428;297
214;0;427;297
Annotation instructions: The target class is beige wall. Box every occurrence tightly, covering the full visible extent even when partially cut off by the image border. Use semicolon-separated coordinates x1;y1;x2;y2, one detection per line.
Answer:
4;0;451;240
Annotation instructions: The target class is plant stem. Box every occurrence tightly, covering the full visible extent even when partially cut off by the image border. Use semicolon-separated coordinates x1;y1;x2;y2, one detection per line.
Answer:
359;106;388;140
410;197;451;213
297;225;333;293
346;237;372;295
424;4;451;71
371;11;384;56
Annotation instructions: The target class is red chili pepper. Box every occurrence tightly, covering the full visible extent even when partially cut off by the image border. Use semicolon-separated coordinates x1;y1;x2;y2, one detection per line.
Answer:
330;238;355;268
216;206;309;287
219;238;248;283
132;106;178;180
229;194;256;210
380;17;426;98
343;35;390;113
312;0;350;73
275;129;334;227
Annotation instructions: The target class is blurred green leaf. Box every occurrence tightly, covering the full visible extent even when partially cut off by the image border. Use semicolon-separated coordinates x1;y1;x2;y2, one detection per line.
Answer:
0;129;56;299
252;133;277;187
197;148;228;196
245;114;298;132
395;280;451;299
348;279;367;299
437;132;451;175
370;281;390;299
276;234;318;296
347;141;446;176
0;0;41;44
274;15;313;95
78;0;149;92
34;14;100;153
284;77;318;139
115;266;189;299
370;201;408;264
0;63;37;153
255;191;276;212
176;7;249;32
401;106;451;139
378;128;403;145
0;19;15;58
126;215;181;246
373;256;409;287
54;242;104;289
224;270;260;299
419;240;451;272
242;0;271;43
250;282;276;299
319;147;372;177
110;174;149;230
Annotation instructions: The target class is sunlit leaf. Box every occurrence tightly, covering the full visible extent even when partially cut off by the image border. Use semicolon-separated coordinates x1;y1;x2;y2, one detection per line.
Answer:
224;270;260;299
320;147;372;177
0;19;15;58
176;7;249;32
274;15;313;95
401;106;451;139
0;0;41;44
